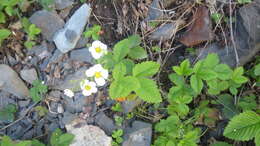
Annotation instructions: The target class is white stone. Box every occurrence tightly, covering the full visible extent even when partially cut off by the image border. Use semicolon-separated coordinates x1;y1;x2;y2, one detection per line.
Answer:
66;119;112;146
54;4;91;53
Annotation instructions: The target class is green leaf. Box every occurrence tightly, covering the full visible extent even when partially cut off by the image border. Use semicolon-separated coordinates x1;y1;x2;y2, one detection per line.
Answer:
0;12;6;23
22;17;31;33
50;128;63;146
224;111;260;141
15;141;32;146
133;61;160;77
112;62;126;80
238;95;257;112
214;64;233;80
229;87;238;95
5;6;14;16
168;104;189;117
190;75;203;94
135;78;162;103
1;136;13;146
169;73;185;86
24;41;36;49
237;0;252;4
121;59;135;75
0;104;16;123
231;67;248;84
203;53;219;69
172;59;193;76
155;115;180;133
211;13;222;23
0;29;11;44
211;141;232;146
198;70;217;81
109;76;140;99
128;46;147;60
31;139;45;146
58;133;75;145
193;60;204;74
216;94;239;119
254;64;260;76
113;35;141;62
255;131;260;146
28;24;41;39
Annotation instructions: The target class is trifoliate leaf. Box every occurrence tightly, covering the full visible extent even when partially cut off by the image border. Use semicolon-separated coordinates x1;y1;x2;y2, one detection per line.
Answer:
155;115;180;133
203;53;219;69
135;78;162;103
113;35;141;62
121;59;135;75
169;73;185;86
133;61;160;77
231;67;248;84
224;111;260;141
172;59;193;76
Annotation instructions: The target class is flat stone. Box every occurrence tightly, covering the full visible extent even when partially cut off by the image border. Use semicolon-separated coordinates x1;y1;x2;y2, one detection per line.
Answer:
149;23;181;41
18;100;30;108
52;67;87;91
95;112;117;135
0;91;15;109
63;93;92;113
70;48;94;63
20;68;38;84
122;121;152;146
30;10;65;41
66;119;112;146
0;64;29;99
61;112;77;125
55;0;74;10
54;4;91;53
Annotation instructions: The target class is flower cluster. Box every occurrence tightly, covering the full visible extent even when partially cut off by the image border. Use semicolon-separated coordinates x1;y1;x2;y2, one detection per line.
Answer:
64;40;108;97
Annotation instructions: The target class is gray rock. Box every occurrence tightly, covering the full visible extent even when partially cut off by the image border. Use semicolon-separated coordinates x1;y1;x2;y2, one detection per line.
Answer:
0;64;29;99
55;0;74;10
121;99;142;114
145;0;163;21
48;122;60;132
75;37;89;49
30;10;65;41
63;93;89;113
61;112;77;125
66;119;112;146
52;67;87;91
54;4;91;53
20;68;38;84
95;112;117;135
149;23;179;41
123;121;152;146
70;48;94;63
197;2;260;67
0;91;15;109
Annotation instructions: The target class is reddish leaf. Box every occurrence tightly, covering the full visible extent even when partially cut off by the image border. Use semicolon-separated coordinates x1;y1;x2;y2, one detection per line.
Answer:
180;7;213;46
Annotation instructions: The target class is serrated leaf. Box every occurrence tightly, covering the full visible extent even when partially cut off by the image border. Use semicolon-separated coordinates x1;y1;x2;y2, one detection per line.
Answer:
231;67;248;84
224;111;260;141
109;76;140;99
0;12;6;23
50;128;63;146
172;59;193;76
190;75;203;94
214;64;232;80
168;104;189;117
135;78;162;103
112;62;126;80
133;61;160;77
113;35;141;62
128;46;147;59
255;131;260;146
203;53;219;69
155;115;180;133
198;70;217;81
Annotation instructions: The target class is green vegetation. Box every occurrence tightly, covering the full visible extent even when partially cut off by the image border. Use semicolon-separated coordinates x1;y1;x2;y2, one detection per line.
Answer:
0;128;74;146
29;80;48;102
84;25;102;40
0;104;16;123
112;129;124;146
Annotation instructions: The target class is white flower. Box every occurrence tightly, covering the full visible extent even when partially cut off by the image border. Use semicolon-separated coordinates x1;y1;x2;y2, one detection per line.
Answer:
80;79;98;96
64;89;74;98
89;40;107;59
85;64;108;86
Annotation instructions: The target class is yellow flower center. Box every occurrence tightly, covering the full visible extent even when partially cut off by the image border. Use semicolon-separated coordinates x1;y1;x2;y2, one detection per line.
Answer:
95;47;102;53
85;85;92;91
95;72;102;78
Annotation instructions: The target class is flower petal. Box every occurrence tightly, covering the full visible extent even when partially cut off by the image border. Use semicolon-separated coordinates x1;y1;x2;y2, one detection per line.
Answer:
82;90;92;96
101;69;109;79
85;68;95;77
95;77;106;86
